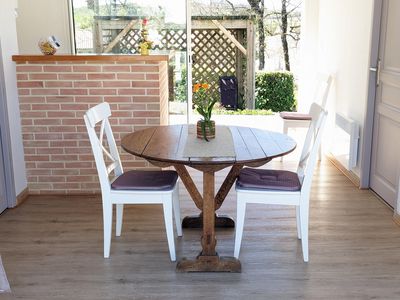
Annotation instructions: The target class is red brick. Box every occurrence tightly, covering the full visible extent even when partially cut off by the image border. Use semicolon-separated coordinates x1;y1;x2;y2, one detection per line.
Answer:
59;74;87;80
31;104;60;111
146;89;160;95
60;89;88;95
145;73;160;80
87;73;115;80
62;119;84;125
17;81;44;88
60;104;89;111
132;96;160;102
103;81;131;88
18;89;30;95
50;141;77;147
25;155;50;161
46;96;75;103
38;176;65;183
133;111;160;118
22;126;47;133
31;89;59;96
34;119;62;125
131;81;159;88
73;66;102;72
74;96;102;103
16;65;42;72
17;74;29;80
48;111;76;118
53;169;80;176
119;118;146;125
118;88;146;95
45;81;73;88
65;162;93;168
117;73;145;80
49;126;77;133
37;148;64;154
102;65;130;72
104;96;132;103
74;81;102;88
131;65;159;72
21;111;47;118
89;88;117;95
34;133;63;140
19;96;46;104
51;154;78;161
43;66;72;72
30;73;58;80
36;162;64;169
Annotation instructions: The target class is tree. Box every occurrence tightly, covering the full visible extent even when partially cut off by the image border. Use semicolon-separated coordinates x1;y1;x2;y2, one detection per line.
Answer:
247;0;266;70
265;0;301;71
281;0;290;71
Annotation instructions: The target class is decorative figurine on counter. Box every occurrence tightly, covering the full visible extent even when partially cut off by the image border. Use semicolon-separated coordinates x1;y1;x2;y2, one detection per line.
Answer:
38;36;61;55
139;18;153;55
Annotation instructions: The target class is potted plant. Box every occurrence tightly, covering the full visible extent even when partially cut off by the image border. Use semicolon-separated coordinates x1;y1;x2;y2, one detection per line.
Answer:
193;83;217;141
139;18;153;55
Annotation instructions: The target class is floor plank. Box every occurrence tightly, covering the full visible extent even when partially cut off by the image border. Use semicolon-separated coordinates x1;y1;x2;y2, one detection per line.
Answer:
1;159;400;299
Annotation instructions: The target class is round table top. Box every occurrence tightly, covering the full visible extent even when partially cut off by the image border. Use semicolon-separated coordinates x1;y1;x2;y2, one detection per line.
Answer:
121;124;296;168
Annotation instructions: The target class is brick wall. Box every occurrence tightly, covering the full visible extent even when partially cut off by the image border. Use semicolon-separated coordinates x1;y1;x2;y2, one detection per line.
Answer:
14;56;169;194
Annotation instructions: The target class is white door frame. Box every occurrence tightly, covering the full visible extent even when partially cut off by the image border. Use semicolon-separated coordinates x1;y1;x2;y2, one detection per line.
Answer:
186;0;193;124
0;40;16;209
360;0;382;189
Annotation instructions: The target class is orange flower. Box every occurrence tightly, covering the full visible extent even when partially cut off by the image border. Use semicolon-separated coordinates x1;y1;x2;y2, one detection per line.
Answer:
201;83;209;89
193;83;202;93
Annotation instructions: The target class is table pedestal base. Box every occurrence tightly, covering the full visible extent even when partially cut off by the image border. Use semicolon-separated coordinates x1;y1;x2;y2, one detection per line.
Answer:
176;254;241;272
182;213;235;228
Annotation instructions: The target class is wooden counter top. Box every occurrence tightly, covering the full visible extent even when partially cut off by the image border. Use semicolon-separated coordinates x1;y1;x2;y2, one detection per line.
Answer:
12;54;172;63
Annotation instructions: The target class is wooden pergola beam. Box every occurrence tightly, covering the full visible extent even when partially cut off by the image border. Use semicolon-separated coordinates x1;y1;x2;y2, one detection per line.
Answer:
103;19;138;53
211;20;247;56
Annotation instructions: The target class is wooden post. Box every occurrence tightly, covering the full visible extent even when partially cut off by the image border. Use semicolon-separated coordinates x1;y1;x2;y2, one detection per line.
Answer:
246;19;256;109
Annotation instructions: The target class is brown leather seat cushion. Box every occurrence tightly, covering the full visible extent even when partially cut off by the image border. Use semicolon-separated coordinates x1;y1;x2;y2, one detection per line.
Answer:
111;170;178;191
280;111;312;121
236;168;301;191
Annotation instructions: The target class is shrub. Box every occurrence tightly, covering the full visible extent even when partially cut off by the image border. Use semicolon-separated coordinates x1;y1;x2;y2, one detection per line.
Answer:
255;71;296;112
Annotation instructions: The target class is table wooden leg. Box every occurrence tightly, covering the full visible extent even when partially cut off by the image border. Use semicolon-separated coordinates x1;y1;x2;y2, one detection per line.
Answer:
176;171;241;272
181;164;243;229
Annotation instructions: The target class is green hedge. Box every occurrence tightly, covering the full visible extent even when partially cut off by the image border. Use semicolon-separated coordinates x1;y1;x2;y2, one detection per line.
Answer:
255;71;296;112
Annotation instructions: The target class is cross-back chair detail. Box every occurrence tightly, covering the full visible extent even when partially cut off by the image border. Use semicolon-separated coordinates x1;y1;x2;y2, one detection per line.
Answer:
84;102;182;261
234;103;328;262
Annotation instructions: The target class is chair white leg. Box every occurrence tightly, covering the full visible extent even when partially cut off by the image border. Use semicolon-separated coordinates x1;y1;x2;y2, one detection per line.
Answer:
116;204;124;237
299;204;309;262
103;202;113;258
295;205;301;239
234;198;247;259
172;184;182;237
162;199;176;261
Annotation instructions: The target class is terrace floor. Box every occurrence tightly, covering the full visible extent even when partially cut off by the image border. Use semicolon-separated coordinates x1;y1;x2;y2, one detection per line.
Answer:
1;115;400;299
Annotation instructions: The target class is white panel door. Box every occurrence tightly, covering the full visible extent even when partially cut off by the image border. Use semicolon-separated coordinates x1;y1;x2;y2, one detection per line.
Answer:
370;0;400;208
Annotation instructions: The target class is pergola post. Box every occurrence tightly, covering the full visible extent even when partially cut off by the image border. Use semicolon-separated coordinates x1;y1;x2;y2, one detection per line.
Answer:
246;19;256;109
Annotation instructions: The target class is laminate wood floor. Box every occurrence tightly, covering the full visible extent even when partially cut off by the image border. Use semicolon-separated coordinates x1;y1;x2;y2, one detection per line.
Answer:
1;160;400;300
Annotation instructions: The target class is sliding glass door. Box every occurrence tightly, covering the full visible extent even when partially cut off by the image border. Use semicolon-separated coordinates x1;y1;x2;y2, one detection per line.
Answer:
71;0;190;123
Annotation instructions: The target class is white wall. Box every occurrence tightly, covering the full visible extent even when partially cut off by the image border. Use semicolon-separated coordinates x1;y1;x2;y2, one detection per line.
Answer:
16;0;73;54
301;0;375;178
0;0;28;197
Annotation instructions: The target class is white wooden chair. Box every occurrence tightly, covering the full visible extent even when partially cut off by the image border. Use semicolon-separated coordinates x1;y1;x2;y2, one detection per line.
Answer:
234;103;328;262
84;102;182;261
280;73;332;160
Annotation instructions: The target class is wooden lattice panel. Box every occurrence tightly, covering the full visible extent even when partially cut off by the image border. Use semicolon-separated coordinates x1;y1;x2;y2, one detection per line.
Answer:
97;22;247;105
192;29;238;101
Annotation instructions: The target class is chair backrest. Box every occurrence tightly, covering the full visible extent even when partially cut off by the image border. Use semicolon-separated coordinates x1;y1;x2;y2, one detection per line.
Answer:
84;102;123;194
297;103;328;194
311;73;333;109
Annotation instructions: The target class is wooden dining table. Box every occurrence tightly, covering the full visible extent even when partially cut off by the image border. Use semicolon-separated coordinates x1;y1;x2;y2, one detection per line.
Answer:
121;124;296;272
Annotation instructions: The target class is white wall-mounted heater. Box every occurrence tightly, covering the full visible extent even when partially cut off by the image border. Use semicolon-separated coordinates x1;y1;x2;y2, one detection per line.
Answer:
329;113;360;171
